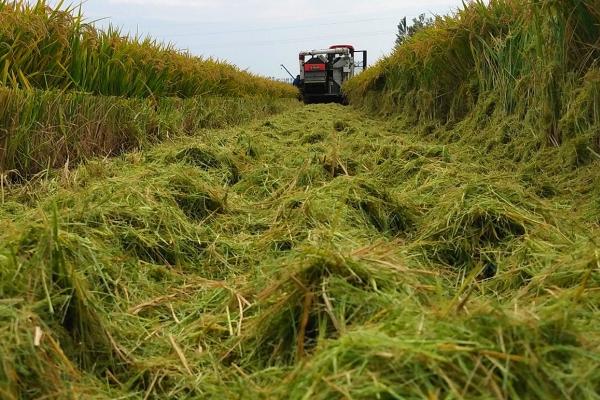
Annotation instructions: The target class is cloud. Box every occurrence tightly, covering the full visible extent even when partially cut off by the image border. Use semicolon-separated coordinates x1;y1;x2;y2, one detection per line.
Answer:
95;0;453;23
107;0;213;6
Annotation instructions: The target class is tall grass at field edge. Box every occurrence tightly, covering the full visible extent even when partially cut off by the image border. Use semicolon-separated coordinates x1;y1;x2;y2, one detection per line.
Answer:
345;0;600;160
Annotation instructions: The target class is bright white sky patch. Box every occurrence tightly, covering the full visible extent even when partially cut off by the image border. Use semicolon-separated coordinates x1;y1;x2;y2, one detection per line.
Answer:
52;0;464;78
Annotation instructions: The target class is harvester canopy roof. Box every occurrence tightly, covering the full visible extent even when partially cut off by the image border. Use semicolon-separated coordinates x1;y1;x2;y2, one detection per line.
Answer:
330;44;355;52
299;47;351;57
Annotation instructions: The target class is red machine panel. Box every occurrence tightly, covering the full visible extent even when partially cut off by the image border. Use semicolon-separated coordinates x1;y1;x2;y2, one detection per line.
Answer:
304;63;326;72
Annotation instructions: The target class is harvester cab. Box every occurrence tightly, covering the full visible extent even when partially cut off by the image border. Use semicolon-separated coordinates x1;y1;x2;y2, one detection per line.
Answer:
298;45;367;104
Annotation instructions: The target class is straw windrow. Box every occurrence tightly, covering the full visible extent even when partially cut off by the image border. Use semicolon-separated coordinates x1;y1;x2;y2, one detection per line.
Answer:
1;102;598;399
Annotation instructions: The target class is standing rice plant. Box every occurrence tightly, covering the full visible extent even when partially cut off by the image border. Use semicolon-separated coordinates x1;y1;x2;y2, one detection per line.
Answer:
345;0;600;156
0;87;297;179
0;0;297;99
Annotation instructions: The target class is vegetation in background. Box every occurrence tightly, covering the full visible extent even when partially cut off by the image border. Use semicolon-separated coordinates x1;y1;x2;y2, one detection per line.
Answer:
0;0;296;99
395;13;435;47
346;0;600;168
0;1;298;179
0;87;296;179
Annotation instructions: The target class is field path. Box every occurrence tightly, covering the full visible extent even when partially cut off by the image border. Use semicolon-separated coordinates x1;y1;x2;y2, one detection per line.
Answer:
1;103;599;399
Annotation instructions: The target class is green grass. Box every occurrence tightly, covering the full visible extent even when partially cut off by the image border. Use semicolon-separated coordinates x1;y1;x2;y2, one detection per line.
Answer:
0;104;598;399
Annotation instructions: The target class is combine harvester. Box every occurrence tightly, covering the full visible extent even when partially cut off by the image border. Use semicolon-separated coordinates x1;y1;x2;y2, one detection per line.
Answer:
285;45;367;104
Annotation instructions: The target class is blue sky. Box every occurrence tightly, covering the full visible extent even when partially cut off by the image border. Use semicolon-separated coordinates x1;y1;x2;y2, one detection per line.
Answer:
59;0;464;79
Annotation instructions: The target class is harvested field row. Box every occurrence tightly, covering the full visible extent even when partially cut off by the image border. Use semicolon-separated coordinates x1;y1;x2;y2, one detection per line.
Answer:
0;104;598;399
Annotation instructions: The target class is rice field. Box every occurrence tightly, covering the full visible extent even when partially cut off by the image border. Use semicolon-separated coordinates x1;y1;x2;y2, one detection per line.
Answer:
0;88;297;179
0;0;296;99
0;0;599;399
0;1;298;179
345;0;600;162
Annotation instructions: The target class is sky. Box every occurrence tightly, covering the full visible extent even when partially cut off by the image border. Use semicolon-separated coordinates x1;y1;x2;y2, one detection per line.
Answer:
57;0;465;79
